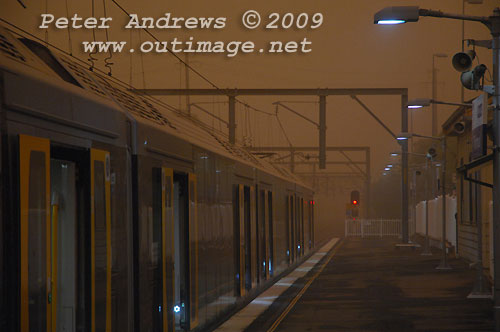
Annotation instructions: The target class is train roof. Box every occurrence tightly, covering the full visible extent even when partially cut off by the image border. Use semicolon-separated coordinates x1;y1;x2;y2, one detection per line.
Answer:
0;25;311;190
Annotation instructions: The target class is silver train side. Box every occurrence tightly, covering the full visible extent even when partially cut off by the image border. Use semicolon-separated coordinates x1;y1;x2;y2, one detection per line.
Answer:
0;25;315;332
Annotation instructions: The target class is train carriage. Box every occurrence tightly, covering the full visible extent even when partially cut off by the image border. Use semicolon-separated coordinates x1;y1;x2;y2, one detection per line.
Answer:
0;25;315;332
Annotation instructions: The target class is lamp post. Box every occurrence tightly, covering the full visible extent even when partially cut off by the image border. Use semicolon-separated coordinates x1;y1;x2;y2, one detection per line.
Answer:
392;151;434;255
397;133;451;269
432;54;448;136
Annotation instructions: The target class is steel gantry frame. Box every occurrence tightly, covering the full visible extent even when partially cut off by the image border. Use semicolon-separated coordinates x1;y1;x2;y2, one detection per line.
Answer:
249;145;371;217
135;87;410;242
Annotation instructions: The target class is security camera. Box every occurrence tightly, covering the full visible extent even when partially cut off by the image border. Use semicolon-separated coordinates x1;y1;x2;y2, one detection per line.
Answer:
452;50;476;72
453;121;466;135
460;64;487;90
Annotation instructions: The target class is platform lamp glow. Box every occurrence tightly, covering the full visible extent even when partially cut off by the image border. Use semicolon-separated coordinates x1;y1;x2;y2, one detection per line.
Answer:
397;132;450;270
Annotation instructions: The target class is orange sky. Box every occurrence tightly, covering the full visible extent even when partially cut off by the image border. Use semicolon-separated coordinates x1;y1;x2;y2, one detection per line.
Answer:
2;0;497;178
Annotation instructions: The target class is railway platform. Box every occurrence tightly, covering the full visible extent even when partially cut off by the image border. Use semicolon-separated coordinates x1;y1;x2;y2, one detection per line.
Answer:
217;238;494;332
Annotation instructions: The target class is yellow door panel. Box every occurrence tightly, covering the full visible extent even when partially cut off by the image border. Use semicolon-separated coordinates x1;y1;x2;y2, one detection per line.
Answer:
19;134;51;332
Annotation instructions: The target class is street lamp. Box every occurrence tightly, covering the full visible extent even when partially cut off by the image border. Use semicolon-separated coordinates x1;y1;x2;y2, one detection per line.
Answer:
396;132;451;269
408;98;472;108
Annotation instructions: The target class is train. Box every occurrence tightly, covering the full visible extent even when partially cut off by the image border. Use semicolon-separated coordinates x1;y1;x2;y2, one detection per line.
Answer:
0;24;315;332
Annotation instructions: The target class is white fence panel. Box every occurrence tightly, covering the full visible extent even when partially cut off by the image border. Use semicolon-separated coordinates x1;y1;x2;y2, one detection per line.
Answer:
414;195;457;247
345;219;402;238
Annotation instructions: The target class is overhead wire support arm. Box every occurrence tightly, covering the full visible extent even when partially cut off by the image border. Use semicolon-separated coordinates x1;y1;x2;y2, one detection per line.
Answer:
350;95;397;139
339;150;367;178
190;103;229;125
273;102;319;127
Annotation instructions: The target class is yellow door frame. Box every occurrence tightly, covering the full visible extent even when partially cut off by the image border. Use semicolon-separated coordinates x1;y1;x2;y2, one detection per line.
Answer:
90;149;112;332
19;134;51;332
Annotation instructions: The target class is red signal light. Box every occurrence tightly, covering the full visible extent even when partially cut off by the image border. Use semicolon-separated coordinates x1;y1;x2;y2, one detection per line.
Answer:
352;200;358;205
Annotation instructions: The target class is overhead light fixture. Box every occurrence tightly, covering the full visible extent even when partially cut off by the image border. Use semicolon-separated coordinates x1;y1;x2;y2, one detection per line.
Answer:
374;6;420;24
396;132;412;141
384;167;391;171
408;98;431;109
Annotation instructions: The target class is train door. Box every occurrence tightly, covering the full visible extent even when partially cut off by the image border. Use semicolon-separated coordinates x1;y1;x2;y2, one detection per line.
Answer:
299;197;305;256
258;189;265;282
249;186;257;289
267;191;274;277
144;166;175;332
263;191;270;280
19;134;112;332
234;184;255;296
173;172;198;331
286;195;292;265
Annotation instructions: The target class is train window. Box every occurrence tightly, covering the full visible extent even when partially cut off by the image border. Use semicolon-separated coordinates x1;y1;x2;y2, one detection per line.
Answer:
28;151;48;332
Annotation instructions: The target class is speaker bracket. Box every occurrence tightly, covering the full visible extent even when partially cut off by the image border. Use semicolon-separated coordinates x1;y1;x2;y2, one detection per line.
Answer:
465;38;492;49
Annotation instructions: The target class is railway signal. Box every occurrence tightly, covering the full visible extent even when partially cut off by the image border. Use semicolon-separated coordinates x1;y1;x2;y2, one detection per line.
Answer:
350;190;360;205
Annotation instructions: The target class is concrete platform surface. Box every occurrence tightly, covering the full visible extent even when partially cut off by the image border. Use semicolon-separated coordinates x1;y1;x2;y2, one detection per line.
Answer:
246;238;494;332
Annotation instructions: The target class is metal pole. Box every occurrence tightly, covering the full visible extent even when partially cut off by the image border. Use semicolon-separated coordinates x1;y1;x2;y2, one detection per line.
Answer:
422;157;432;255
402;93;409;243
436;137;451;270
290;149;295;173
366;148;371;218
319;95;326;169
185;53;191;115
228;95;236;144
490;13;500;331
432;55;437;136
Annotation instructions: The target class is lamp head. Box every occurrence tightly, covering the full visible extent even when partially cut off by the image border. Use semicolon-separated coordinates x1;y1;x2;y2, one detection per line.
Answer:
374;6;420;24
396;132;412;140
408;98;431;109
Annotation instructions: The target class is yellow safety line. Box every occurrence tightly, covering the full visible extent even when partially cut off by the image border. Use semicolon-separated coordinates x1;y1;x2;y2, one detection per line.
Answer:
266;238;345;332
